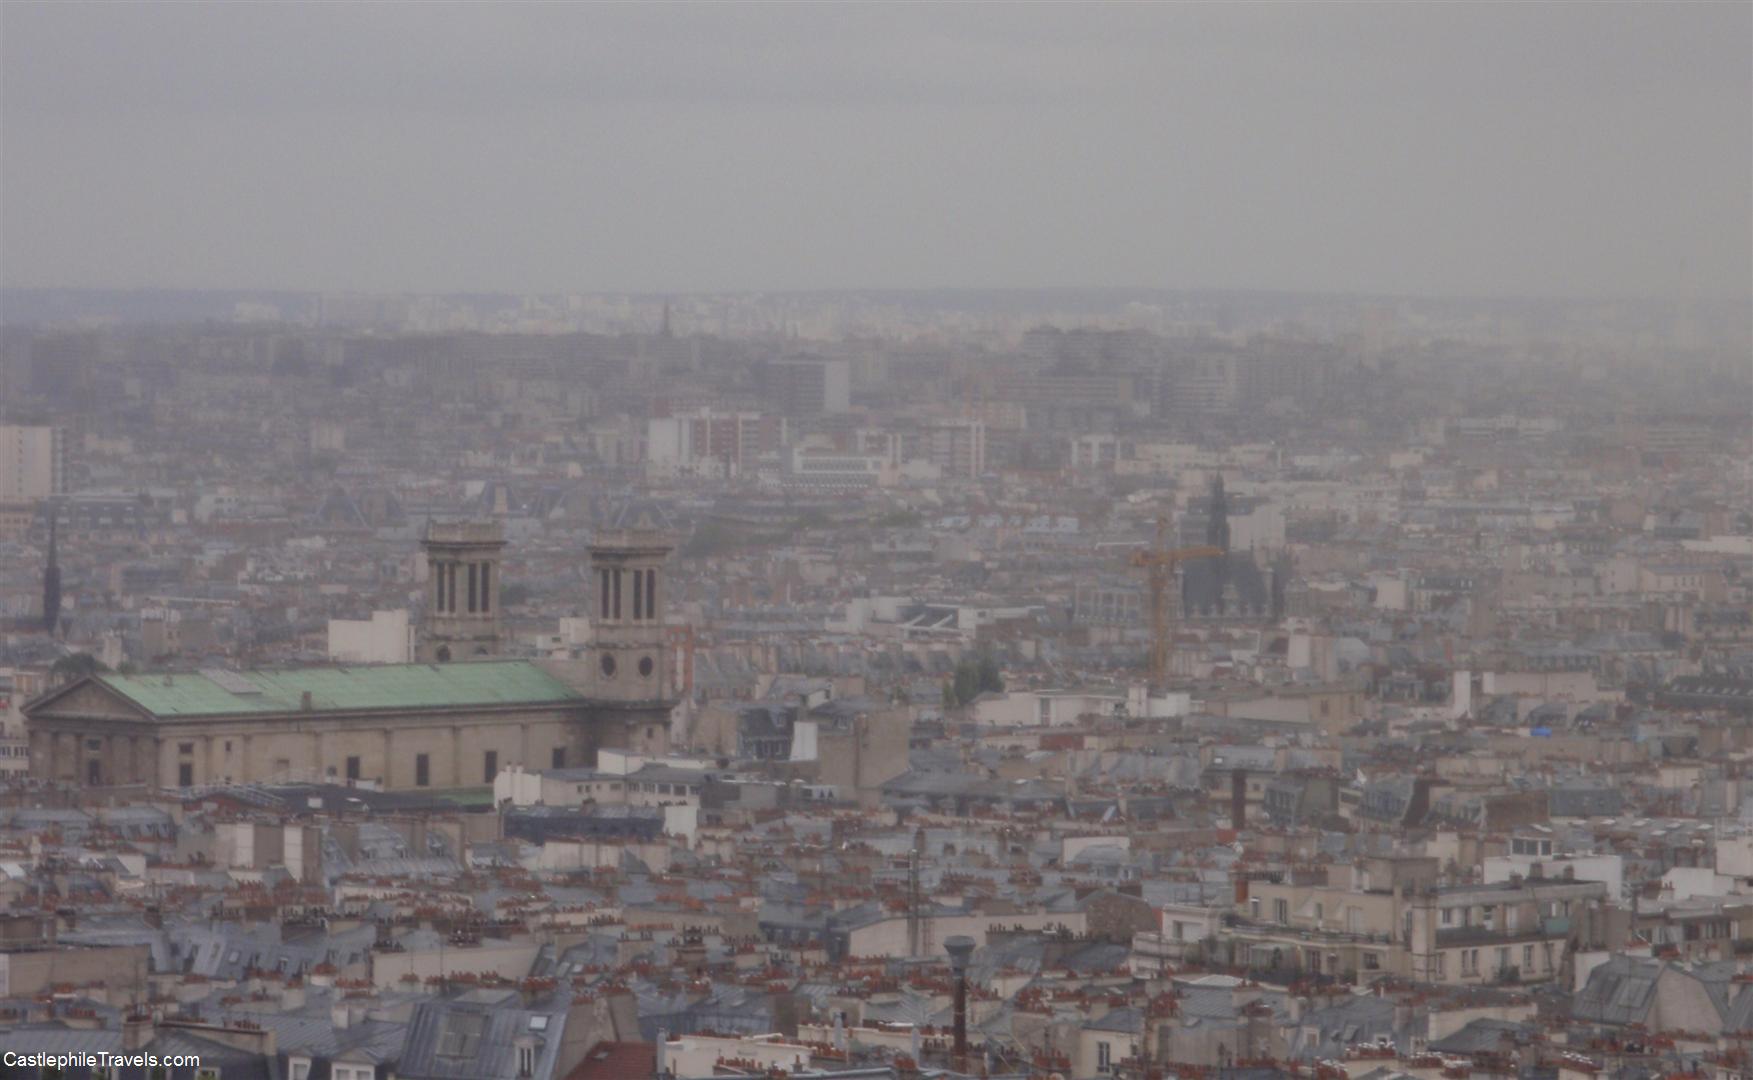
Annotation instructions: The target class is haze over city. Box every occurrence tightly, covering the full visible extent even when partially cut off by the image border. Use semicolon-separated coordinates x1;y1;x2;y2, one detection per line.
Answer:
1;5;1751;1080
3;3;1749;298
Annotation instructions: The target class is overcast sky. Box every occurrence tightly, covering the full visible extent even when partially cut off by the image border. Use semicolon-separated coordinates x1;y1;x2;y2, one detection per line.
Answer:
3;3;1748;299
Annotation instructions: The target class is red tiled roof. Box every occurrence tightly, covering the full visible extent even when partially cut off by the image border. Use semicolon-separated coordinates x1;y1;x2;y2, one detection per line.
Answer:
568;1040;657;1080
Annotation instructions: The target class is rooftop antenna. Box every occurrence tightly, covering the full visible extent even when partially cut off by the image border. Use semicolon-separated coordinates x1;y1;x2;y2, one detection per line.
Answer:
42;508;61;636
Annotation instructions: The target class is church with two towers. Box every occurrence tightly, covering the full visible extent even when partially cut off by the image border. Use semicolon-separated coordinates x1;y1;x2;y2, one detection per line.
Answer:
23;506;682;792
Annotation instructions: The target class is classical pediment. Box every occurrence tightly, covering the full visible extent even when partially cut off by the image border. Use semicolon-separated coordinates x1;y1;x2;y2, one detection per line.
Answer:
25;678;153;722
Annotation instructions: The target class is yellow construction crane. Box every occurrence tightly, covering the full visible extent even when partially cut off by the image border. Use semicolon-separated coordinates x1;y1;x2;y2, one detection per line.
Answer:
1129;515;1222;691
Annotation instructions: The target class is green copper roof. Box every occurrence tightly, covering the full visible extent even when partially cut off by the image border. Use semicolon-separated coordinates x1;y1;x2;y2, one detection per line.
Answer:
97;660;582;718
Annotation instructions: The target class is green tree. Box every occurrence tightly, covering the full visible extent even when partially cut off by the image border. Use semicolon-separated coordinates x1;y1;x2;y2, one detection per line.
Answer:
977;654;1004;695
49;653;108;685
952;660;979;706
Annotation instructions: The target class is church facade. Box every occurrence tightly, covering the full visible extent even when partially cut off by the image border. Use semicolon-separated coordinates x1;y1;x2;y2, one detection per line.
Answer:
24;511;682;791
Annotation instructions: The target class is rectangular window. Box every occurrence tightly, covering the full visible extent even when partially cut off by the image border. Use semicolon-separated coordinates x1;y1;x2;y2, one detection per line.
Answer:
480;563;490;613
600;569;611;618
179;762;194;787
1275;899;1288;924
645;569;656;619
88;758;102;786
346;755;361;781
484;750;498;783
1523;944;1534;970
633;568;644;620
552;747;565;769
612;570;622;620
436;567;445;610
1098;1042;1112;1073
179;742;195;755
416;753;430;787
467;563;478;613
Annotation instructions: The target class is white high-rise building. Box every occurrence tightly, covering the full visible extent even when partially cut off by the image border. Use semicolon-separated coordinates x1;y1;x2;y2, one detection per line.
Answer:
0;425;64;499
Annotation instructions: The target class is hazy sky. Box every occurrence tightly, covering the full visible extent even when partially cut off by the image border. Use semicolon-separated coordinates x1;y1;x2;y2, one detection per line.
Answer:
3;3;1748;298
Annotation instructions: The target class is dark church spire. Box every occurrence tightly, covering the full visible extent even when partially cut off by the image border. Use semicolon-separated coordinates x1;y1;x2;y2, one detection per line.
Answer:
1205;473;1231;554
42;509;61;635
1206;474;1231;616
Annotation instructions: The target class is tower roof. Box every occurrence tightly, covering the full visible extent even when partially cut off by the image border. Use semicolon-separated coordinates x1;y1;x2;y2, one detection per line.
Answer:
600;496;673;534
422;519;506;547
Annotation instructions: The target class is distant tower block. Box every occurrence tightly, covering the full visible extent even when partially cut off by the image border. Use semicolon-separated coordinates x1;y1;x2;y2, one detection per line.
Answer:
418;520;506;662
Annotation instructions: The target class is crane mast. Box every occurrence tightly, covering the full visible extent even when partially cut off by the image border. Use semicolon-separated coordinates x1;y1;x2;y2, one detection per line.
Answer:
1128;515;1222;691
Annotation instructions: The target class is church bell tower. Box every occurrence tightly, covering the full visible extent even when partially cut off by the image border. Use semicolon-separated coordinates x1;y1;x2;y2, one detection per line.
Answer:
583;500;678;755
417;520;506;662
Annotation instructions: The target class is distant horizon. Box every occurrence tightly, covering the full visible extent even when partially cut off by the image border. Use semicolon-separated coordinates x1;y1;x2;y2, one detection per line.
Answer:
6;283;1747;308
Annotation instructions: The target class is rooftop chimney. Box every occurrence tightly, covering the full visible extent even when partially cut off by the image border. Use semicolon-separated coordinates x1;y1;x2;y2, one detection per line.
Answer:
122;1012;154;1053
945;935;977;1072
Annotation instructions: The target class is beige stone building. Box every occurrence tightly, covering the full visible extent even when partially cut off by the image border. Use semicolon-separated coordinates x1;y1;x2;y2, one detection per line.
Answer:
23;658;676;790
26;513;683;791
